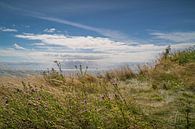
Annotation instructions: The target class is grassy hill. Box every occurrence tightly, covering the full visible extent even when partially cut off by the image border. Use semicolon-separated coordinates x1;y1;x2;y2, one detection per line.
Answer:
0;48;194;129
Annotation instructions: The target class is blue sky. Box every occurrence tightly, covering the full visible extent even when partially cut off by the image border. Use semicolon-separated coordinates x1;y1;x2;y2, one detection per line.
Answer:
0;0;195;70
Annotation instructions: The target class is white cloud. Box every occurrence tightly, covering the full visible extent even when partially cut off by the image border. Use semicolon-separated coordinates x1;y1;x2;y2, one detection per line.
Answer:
17;33;192;54
0;32;194;70
0;49;56;64
15;33;131;52
13;43;26;50
32;43;46;46
151;32;195;42
0;42;193;67
43;28;56;33
13;33;195;65
0;27;17;32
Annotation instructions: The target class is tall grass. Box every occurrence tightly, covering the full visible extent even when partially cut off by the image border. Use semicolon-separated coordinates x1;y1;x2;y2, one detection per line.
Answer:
104;65;135;81
0;47;194;129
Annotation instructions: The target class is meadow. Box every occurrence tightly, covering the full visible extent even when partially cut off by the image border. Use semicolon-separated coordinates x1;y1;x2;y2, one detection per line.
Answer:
0;48;194;129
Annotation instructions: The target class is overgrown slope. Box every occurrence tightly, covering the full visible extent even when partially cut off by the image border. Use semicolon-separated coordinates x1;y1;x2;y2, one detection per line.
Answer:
0;48;194;129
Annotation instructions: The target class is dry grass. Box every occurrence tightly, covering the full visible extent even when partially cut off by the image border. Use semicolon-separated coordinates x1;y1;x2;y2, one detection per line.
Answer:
104;65;135;81
0;48;194;129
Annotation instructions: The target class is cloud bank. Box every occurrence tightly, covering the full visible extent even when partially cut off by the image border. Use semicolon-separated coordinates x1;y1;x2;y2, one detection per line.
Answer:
0;31;195;70
151;32;195;42
0;33;193;69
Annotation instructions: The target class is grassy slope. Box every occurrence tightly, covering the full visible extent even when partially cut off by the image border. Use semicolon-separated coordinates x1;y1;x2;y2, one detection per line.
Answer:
0;49;194;129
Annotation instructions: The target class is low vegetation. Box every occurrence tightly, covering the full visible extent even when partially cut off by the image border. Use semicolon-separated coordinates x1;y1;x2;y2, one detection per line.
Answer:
0;47;194;129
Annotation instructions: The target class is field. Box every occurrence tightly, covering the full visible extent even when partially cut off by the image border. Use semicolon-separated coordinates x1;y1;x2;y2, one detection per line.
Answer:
0;48;194;129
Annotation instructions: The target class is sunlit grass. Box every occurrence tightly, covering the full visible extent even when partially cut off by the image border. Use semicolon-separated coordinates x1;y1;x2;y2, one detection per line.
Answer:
0;47;194;129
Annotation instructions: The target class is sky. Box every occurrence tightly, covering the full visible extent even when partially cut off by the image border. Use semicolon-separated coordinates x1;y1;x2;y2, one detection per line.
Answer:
0;0;195;70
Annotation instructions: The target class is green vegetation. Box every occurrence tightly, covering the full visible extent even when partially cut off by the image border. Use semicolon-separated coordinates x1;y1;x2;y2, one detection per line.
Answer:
0;48;194;129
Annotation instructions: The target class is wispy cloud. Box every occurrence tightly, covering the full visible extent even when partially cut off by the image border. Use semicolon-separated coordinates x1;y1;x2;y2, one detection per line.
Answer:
43;28;56;33
13;43;26;50
0;2;129;41
36;16;129;41
0;27;17;32
151;32;195;43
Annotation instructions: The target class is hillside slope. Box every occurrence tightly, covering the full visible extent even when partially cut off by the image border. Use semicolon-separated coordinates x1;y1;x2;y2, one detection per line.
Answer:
0;48;194;129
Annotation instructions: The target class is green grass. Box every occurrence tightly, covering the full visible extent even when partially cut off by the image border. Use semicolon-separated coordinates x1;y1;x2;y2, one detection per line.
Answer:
0;48;194;129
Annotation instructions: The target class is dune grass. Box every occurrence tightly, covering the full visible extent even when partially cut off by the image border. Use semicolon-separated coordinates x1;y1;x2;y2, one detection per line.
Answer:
0;48;194;129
